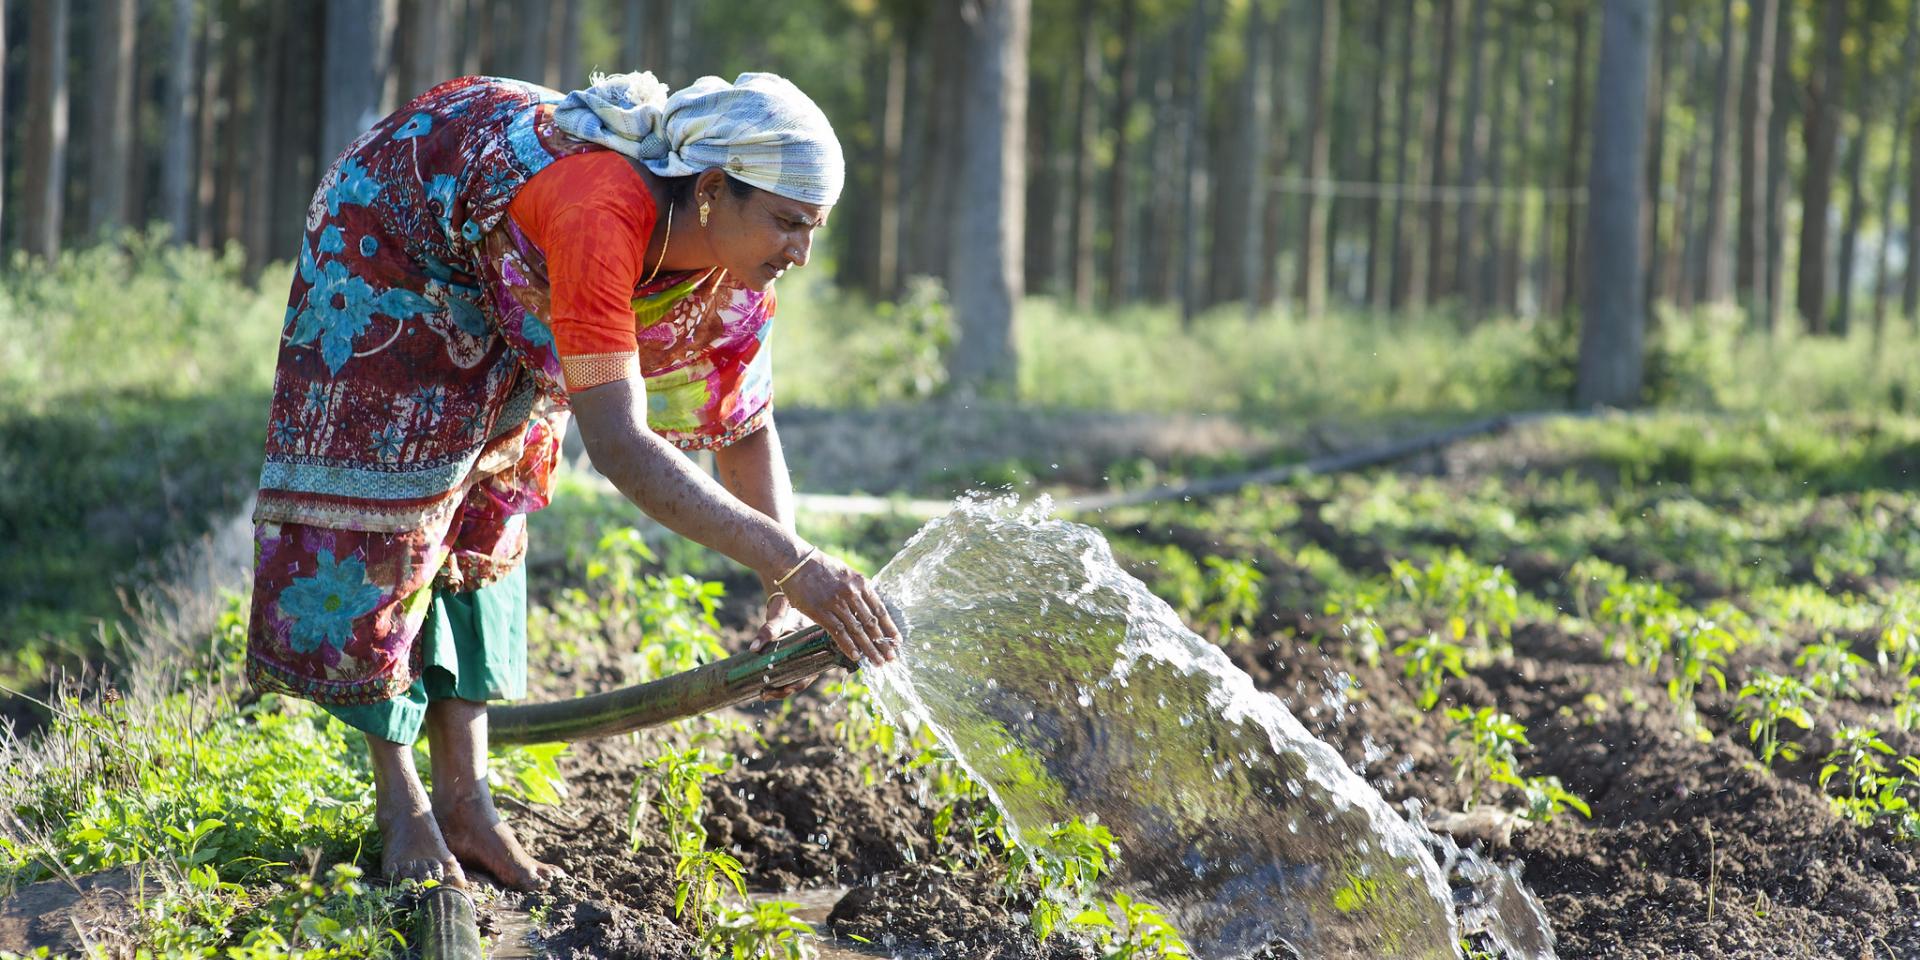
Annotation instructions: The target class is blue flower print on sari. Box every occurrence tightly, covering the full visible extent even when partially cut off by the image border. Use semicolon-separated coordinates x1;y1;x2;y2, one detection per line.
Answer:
394;112;433;140
369;423;406;461
290;246;438;375
325;157;383;216
410;385;447;422
279;549;384;655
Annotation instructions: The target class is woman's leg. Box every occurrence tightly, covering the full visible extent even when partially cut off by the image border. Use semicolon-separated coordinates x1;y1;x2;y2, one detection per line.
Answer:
364;734;467;887
424;698;564;890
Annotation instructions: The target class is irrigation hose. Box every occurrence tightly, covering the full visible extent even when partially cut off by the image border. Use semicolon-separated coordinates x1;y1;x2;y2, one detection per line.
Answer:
486;624;859;745
417;885;483;960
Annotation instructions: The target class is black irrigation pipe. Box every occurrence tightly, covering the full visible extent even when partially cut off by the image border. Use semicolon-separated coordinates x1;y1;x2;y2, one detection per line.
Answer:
1058;411;1567;513
417;627;857;953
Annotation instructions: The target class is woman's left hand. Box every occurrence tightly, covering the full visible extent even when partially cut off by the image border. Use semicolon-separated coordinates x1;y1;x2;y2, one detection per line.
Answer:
750;592;818;700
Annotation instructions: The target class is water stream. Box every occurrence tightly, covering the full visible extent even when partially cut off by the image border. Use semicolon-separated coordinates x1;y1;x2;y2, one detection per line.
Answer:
862;495;1555;960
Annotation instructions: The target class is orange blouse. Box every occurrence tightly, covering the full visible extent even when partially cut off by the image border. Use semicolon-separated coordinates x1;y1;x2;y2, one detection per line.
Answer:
507;150;656;391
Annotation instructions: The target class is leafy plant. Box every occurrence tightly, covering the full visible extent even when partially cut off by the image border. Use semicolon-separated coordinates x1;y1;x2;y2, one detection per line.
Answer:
1005;818;1119;942
1388;551;1521;650
1443;706;1589;821
1797;637;1872;699
676;848;749;940
708;899;820;960
631;746;732;856
489;741;571;806
1734;672;1823;766
1066;892;1193;960
1816;726;1914;832
1197;556;1266;643
1395;632;1468;711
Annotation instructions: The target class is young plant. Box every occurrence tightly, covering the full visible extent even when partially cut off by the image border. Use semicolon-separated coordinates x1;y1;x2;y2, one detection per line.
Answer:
1198;556;1266;644
708;899;819;960
1817;725;1901;828
1389;551;1521;651
630;746;732;856
1395;631;1468;712
1004;818;1118;942
1443;706;1588;821
1734;672;1823;766
1067;892;1193;960
1796;636;1872;699
1445;706;1529;811
675;847;748;941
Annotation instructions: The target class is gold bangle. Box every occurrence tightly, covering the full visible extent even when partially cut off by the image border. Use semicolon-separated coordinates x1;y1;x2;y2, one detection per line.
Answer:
766;589;787;604
774;547;819;588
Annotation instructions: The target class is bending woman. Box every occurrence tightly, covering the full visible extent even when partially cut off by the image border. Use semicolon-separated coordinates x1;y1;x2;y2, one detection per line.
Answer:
246;71;898;890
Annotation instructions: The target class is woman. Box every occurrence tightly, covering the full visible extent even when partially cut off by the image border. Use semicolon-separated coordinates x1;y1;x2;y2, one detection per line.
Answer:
246;71;899;890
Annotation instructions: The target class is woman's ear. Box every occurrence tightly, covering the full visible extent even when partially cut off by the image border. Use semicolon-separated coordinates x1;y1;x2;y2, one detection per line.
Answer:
694;168;730;208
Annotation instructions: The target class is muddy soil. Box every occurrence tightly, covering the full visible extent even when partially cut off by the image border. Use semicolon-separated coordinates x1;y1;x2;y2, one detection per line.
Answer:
495;495;1920;958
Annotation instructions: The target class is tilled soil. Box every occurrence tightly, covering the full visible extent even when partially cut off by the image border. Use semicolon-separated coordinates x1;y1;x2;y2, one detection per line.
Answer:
495;535;1920;960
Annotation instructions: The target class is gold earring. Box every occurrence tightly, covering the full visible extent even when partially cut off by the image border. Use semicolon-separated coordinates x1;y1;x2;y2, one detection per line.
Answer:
699;200;710;227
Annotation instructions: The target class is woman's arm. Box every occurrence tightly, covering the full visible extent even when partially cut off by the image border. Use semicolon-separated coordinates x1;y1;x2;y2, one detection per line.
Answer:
569;379;898;665
712;417;797;589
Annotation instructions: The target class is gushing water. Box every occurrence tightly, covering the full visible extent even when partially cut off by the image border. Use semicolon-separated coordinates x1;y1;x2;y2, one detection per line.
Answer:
863;496;1555;960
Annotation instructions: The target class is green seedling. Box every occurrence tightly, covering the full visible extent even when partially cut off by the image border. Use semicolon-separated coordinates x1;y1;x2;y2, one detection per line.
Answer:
1734;672;1822;766
1067;892;1193;960
1004;818;1118;942
631;746;731;856
489;741;570;806
1817;726;1904;828
1198;556;1266;644
1443;706;1588;821
708;899;819;960
1565;557;1628;625
675;847;748;941
1389;550;1520;650
1396;632;1468;712
1797;636;1872;699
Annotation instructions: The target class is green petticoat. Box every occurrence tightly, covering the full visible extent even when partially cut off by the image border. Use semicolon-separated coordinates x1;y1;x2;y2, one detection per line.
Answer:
323;565;527;744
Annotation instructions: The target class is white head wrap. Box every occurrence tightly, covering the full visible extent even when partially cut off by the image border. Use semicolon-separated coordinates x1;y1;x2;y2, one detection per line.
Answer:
552;71;845;207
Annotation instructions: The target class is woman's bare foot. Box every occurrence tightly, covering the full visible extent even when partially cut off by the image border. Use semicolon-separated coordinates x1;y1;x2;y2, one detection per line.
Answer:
378;801;468;887
364;734;467;887
434;788;565;891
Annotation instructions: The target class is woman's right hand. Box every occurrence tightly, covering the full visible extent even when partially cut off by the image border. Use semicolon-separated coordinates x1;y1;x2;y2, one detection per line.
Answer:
776;549;900;666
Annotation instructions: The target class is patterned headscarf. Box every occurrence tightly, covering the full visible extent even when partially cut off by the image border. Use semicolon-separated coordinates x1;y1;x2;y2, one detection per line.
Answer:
552;71;844;206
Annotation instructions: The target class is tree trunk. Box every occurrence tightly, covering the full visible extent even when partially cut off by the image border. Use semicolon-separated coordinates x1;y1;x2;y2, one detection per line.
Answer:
216;5;249;248
1875;1;1918;339
244;0;284;272
87;0;136;239
272;0;325;260
1177;0;1211;324
397;0;452;99
1835;116;1866;338
518;0;550;84
1501;22;1535;314
877;26;906;297
1762;0;1793;335
1215;0;1271;309
194;10;225;247
1143;32;1177;303
1642;3;1673;312
1364;0;1391;311
554;0;581;90
1104;0;1138;305
1023;71;1061;295
21;0;68;259
1298;0;1337;322
160;0;199;243
1453;0;1491;313
621;0;647;68
1559;3;1594;317
1425;0;1460;303
1576;0;1654;408
1908;111;1920;325
1795;0;1845;335
1695;0;1736;304
1387;0;1421;311
1067;0;1100;308
1479;9;1514;313
1255;7;1293;311
1737;0;1777;322
947;0;1029;394
322;0;383;166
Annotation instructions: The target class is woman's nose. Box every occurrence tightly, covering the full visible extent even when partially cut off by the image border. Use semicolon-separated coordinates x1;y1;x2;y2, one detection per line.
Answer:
787;232;812;268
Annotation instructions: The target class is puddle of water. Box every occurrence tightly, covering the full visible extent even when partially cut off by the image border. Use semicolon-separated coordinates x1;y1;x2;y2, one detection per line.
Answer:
862;494;1557;959
757;887;892;960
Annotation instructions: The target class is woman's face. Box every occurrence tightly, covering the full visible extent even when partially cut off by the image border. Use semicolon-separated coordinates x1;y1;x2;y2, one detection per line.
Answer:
701;174;830;291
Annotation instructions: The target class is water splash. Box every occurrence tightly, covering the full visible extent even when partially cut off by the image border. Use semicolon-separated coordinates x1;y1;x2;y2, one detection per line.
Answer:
863;495;1554;959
